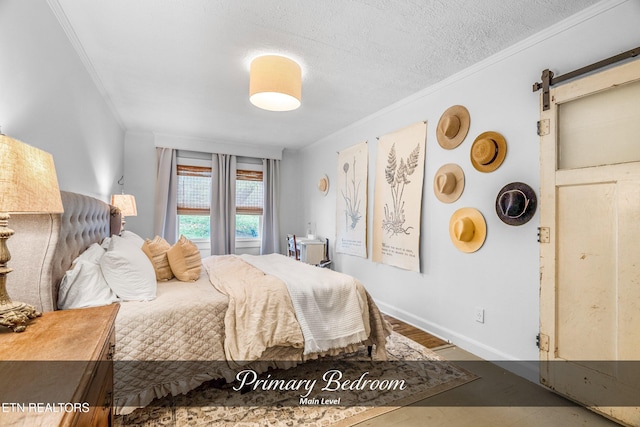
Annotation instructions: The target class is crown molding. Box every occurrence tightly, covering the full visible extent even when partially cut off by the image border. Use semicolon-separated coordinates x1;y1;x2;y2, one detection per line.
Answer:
153;132;284;160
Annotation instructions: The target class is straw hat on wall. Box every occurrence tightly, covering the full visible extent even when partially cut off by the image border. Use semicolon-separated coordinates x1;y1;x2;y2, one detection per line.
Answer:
433;163;465;203
449;207;486;253
470;131;507;172
436;105;470;149
318;174;329;196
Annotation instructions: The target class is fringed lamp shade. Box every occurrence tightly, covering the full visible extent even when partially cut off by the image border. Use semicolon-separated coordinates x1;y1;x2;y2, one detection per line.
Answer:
0;134;63;332
0;135;64;214
111;194;137;217
249;55;302;112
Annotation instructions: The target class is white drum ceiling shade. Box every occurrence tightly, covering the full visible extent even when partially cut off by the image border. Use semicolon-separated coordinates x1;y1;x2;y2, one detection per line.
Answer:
249;55;301;112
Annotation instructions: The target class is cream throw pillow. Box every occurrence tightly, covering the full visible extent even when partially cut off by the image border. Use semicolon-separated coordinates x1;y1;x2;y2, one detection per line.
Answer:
142;236;174;281
167;235;202;282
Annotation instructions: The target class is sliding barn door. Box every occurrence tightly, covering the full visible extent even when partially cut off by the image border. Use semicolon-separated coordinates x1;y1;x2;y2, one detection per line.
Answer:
539;59;640;426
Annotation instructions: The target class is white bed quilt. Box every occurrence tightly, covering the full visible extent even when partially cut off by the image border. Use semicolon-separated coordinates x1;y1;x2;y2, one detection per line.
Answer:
113;273;230;415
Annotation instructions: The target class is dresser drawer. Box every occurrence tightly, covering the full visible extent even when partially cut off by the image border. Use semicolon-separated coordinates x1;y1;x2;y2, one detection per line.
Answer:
71;323;115;427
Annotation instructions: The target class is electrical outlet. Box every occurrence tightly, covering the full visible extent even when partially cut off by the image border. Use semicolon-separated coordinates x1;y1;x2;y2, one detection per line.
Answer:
475;307;485;323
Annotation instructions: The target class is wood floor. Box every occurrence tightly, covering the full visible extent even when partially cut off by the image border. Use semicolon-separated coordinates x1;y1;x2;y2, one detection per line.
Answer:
383;313;448;349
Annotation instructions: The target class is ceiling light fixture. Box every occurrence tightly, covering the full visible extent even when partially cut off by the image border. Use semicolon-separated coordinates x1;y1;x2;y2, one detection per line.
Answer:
249;55;301;112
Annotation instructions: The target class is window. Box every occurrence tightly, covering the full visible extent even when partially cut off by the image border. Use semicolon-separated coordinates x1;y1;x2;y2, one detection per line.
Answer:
175;161;264;243
177;164;211;240
235;168;263;240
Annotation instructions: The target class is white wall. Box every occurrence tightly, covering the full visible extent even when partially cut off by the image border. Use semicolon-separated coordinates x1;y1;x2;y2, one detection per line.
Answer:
0;0;124;201
279;148;304;247
122;132;156;236
291;0;640;381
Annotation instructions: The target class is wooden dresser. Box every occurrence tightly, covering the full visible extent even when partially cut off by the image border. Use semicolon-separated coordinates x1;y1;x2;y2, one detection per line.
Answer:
0;304;119;427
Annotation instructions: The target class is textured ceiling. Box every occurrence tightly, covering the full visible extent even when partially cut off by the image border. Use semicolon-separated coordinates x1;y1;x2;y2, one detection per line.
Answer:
52;0;599;150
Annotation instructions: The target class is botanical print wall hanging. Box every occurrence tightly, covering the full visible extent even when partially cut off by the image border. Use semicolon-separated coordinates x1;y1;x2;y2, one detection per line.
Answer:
336;141;368;258
373;121;426;272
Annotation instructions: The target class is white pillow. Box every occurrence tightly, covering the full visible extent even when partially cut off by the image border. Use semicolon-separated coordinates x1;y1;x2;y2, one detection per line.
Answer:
58;260;118;309
71;243;105;266
101;236;112;250
120;230;145;248
100;235;157;301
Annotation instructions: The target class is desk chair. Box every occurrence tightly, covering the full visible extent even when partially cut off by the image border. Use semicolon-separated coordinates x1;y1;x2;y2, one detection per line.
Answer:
317;237;332;268
286;234;299;260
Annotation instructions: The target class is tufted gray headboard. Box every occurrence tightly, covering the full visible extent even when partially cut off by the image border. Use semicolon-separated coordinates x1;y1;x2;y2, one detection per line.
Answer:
8;191;121;312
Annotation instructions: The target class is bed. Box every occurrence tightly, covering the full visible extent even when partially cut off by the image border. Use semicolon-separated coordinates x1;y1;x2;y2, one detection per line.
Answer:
8;191;391;415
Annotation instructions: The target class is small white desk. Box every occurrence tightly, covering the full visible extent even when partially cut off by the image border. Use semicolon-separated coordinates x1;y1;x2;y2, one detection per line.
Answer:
296;238;326;265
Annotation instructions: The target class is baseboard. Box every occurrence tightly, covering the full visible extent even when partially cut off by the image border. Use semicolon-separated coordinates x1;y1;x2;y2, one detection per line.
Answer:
378;301;540;384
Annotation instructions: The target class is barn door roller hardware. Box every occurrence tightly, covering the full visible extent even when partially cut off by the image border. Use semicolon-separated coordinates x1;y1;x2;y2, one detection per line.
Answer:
533;46;640;111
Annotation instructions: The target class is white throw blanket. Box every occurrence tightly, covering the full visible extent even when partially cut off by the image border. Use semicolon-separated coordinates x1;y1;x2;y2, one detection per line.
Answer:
204;255;304;365
240;253;370;355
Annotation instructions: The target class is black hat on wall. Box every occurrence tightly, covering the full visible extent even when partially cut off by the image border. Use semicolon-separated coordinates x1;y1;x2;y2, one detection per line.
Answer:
495;182;537;226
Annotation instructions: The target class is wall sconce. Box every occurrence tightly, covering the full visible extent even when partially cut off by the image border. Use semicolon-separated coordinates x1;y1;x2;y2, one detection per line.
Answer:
249;55;302;112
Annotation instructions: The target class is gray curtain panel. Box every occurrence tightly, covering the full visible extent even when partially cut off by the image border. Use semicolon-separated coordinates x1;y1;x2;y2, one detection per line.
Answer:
153;147;178;244
260;158;280;255
210;153;237;255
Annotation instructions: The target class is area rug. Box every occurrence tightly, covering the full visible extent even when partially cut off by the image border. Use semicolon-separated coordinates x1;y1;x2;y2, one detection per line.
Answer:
114;332;478;427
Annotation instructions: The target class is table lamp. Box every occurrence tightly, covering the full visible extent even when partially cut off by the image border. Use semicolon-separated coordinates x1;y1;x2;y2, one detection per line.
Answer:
0;134;64;332
111;193;137;231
